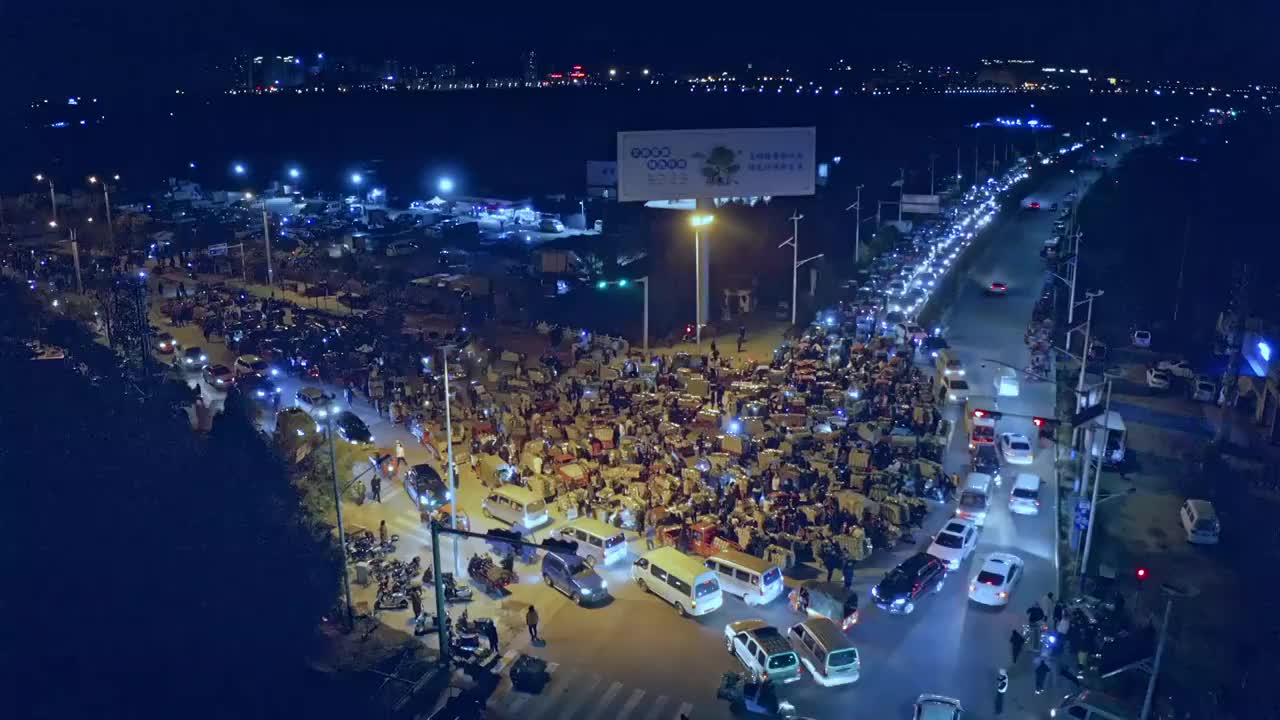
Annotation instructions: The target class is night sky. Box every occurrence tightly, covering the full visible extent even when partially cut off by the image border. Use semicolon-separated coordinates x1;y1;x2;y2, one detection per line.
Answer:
2;0;1276;98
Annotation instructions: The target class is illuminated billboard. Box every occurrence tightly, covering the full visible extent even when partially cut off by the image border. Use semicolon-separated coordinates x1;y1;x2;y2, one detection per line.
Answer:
616;127;817;202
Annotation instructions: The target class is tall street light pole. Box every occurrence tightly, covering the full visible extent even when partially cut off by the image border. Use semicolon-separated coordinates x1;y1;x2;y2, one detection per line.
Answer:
327;416;355;630
35;174;57;226
845;184;864;264
262;204;274;286
689;214;714;347
1078;378;1112;577
1139;583;1197;720
88;174;117;244
779;212;822;326
441;346;460;574
1075;290;1104;398
929;153;938;196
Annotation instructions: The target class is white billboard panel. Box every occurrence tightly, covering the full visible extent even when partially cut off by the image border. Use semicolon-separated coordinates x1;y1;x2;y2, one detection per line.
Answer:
616;127;816;202
900;193;941;215
586;160;617;188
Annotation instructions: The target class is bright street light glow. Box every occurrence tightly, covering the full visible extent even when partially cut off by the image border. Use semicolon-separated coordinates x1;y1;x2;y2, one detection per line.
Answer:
34;174;44;181
438;177;455;193
233;163;247;175
288;167;301;180
690;213;715;227
88;176;98;184
350;173;363;185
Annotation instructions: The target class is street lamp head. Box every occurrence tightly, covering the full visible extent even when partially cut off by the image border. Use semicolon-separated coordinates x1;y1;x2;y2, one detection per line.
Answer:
48;220;57;228
34;174;44;181
112;174;120;181
690;213;715;228
438;177;455;193
233;163;247;175
350;172;364;185
288;167;301;180
88;176;98;184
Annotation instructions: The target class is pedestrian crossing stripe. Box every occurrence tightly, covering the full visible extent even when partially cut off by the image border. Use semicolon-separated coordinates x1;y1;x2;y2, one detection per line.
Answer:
617;689;646;720
554;673;602;719
585;681;624;720
641;695;669;720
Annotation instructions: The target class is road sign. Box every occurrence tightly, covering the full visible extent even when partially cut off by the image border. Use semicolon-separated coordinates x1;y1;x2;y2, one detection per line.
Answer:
206;243;229;256
1071;402;1106;427
616;127;816;202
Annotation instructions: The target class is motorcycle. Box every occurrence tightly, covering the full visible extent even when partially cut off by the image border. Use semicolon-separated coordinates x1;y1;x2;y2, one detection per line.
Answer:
423;565;475;602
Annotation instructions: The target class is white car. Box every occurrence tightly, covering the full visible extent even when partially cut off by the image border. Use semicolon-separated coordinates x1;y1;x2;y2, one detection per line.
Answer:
1132;329;1152;348
999;432;1034;465
926;518;979;570
1191;375;1216;402
1155;358;1195;379
968;553;1024;607
942;377;971;404
234;354;270;377
1008;473;1042;515
1146;367;1171;390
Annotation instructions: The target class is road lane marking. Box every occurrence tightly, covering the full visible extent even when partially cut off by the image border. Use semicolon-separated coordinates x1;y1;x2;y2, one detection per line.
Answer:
642;695;669;720
524;666;577;720
549;672;601;720
617;689;646;720
672;702;694;720
585;681;624;720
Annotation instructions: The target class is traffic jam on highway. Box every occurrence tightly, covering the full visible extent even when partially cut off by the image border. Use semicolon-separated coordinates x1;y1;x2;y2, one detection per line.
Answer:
128;152;1107;718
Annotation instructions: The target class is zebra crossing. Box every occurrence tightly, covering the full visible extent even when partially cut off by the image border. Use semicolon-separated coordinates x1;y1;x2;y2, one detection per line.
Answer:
485;651;701;720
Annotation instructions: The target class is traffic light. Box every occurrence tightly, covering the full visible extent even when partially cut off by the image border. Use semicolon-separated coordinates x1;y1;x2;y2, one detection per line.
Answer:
616;279;629;288
1135;567;1148;581
971;408;1003;420
596;280;608;289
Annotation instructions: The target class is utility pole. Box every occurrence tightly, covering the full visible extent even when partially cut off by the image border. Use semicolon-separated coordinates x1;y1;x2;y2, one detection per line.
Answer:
928;153;938;196
1172;220;1190;322
1139;583;1198;720
70;230;83;294
845;185;864;264
779;212;822;326
327;418;355;630
262;206;274;286
897;168;905;223
1214;265;1249;447
1079;379;1112;577
1075;290;1104;398
442;347;460;574
956;146;962;187
991;144;999;175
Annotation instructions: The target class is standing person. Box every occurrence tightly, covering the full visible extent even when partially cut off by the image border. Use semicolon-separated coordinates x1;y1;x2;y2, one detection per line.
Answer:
345;384;354;406
842;557;855;591
994;669;1008;715
526;605;540;642
1034;657;1050;694
646;522;656;551
824;549;837;582
409;586;423;620
737;325;746;353
378;520;389;546
371;474;382;503
395;440;406;469
1040;591;1055;620
484;620;499;653
1010;627;1027;665
1053;599;1065;628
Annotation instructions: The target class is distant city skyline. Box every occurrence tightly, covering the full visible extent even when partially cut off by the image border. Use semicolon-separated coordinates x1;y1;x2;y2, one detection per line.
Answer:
2;0;1276;101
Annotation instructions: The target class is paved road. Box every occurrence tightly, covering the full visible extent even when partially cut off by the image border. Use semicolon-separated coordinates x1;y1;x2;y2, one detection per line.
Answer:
147;146;1128;720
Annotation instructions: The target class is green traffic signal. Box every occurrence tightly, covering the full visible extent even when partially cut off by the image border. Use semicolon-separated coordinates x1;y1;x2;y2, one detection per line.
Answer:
617;279;629;288
596;280;608;289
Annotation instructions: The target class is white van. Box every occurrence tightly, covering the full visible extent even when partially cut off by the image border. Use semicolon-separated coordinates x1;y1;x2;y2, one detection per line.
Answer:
632;547;724;617
788;618;860;686
935;350;965;380
551;518;628;566
1008;473;1041;515
956;472;994;526
1179;499;1220;544
482;485;550;529
705;550;784;606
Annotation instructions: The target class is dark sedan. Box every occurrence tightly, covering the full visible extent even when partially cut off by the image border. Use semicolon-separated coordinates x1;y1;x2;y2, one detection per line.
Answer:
333;411;373;444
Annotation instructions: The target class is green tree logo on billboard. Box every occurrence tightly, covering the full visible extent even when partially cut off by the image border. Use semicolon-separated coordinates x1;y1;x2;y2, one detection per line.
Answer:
693;145;741;187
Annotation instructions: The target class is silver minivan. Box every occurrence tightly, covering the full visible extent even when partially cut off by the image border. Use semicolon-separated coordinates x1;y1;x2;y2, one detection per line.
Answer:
705;550;784;606
1179;499;1220;544
482;485;550;529
787;617;860;686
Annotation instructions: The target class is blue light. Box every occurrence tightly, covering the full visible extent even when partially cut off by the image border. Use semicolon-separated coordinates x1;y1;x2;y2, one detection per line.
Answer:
233;163;246;175
288;167;301;180
1028;119;1040;127
1259;341;1272;362
438;177;455;193
350;173;363;185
